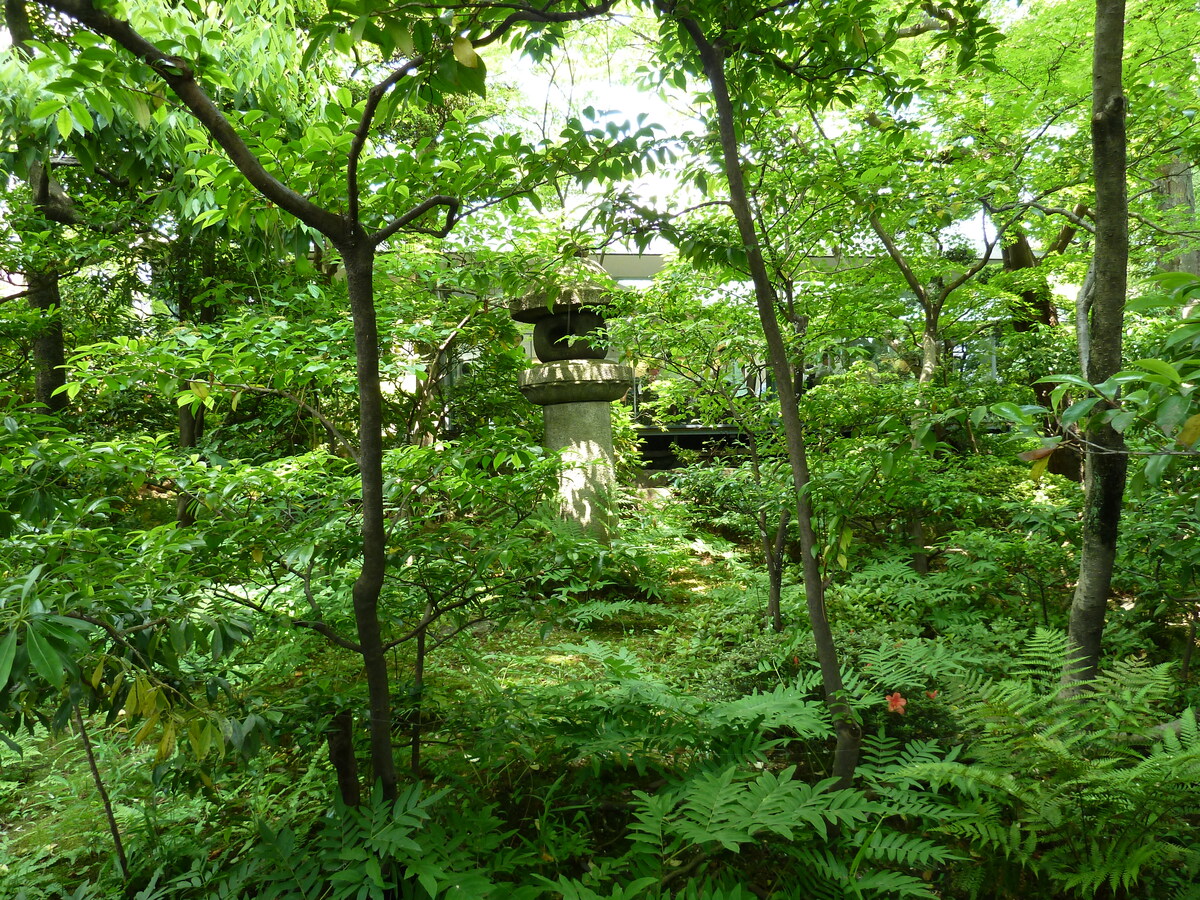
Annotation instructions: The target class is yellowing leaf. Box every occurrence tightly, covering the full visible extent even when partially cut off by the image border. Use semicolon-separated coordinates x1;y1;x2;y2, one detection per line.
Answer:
0;630;18;690
189;719;212;759
140;679;159;716
251;546;264;564
1178;412;1200;448
453;36;479;68
131;95;151;129
189;381;210;401
1030;456;1050;480
156;722;177;763
134;711;160;744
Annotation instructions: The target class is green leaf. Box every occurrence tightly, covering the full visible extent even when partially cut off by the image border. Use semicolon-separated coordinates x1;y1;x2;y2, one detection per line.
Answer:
55;107;74;139
30;99;61;120
1132;358;1182;385
1038;373;1095;393
69;100;93;133
130;95;152;129
0;630;18;689
1143;452;1171;485
1061;397;1100;427
1155;394;1189;433
26;626;65;689
1109;409;1136;433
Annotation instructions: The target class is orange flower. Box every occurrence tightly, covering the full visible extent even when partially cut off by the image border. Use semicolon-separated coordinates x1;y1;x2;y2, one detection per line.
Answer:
925;690;939;700
886;692;907;714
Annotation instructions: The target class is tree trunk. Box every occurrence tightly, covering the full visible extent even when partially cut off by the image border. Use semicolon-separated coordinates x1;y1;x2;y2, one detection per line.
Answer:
918;307;939;385
759;507;788;633
1065;0;1129;687
340;237;398;800
676;15;860;784
326;709;361;807
1001;231;1082;480
176;404;206;527
73;704;128;879
1002;232;1060;333
7;2;67;414
28;271;68;413
1155;158;1200;276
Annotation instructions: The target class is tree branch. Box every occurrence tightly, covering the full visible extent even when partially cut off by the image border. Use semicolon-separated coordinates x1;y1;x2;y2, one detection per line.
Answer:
293;619;363;652
868;212;927;303
466;0;622;49
348;57;425;223
370;195;461;245
40;0;347;239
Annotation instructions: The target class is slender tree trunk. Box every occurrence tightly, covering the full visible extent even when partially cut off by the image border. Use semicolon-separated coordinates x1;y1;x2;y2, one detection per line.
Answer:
326;709;361;807
1002;231;1082;481
910;302;940;572
1155;158;1200;276
7;3;69;414
677;16;860;783
1002;232;1060;333
176;404;206;526
341;237;398;800
758;507;788;633
29;271;68;412
411;621;427;774
1065;0;1129;687
918;308;939;385
73;704;128;878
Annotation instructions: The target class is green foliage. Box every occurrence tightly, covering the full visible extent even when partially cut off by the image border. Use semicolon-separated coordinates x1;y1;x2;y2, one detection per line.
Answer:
670;461;789;544
6;1;1200;897
906;631;1200;898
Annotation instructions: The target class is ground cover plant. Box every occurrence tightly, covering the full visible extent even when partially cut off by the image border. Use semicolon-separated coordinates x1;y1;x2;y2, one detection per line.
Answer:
4;0;1200;897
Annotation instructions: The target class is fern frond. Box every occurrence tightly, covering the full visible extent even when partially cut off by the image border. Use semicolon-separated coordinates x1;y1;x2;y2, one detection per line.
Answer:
850;868;940;899
852;826;959;868
1010;628;1070;686
566;599;678;629
704;683;831;736
631;766;878;856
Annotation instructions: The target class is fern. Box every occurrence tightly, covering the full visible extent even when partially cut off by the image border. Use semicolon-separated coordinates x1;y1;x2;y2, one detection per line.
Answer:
898;631;1200;897
703;682;831;735
853;638;967;693
630;765;877;855
565;599;679;629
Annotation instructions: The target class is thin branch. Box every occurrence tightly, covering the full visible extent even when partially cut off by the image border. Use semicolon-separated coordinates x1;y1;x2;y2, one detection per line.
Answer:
73;704;128;879
230;383;358;461
348;56;425;222
868;212;927;302
43;0;347;239
466;0;622;50
293;620;363;652
1128;209;1200;239
370;195;461;245
67;612;154;669
895;16;952;39
1028;203;1096;234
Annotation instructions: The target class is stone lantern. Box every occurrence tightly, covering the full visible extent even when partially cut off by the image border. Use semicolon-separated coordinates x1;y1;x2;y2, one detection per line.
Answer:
511;260;634;539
